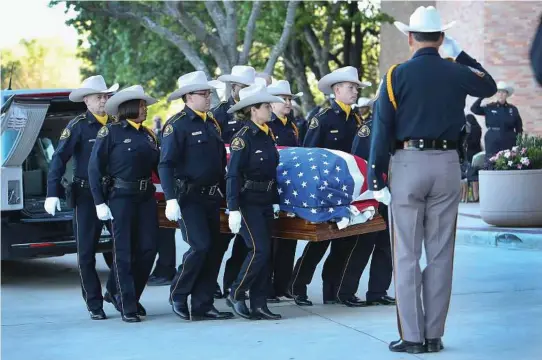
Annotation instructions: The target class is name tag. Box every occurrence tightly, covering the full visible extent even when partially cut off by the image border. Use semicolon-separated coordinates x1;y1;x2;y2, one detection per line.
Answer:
330;130;339;134
255;150;263;154
228;121;237;125
88;139;96;143
491;110;498;114
192;131;202;136
123;139;131;143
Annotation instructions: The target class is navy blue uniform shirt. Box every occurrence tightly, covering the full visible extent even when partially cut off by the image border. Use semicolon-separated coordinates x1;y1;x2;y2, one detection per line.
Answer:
470;99;523;133
47;111;110;197
212;97;244;144
368;47;498;190
157;106;226;201
303;100;362;152
267;112;299;147
88;120;160;205
351;110;376;161
530;15;542;86
226;121;280;211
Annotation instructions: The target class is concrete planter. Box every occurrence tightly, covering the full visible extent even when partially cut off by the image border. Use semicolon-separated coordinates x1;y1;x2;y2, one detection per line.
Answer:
479;169;542;227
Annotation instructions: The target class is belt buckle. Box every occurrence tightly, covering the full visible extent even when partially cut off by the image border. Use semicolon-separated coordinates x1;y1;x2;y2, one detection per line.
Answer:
139;180;148;191
209;186;216;196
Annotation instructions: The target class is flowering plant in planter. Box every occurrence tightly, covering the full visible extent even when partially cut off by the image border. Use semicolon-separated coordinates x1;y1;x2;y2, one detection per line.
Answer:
489;134;542;170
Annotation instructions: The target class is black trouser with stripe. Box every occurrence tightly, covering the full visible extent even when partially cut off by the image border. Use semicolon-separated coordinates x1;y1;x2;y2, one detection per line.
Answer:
151;227;177;279
230;204;273;309
289;236;359;300
169;192;223;314
221;234;248;292
73;187;115;311
270;238;297;297
108;191;158;315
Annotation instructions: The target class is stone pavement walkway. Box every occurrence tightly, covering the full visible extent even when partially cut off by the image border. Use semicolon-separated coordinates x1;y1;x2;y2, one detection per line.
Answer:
2;231;542;360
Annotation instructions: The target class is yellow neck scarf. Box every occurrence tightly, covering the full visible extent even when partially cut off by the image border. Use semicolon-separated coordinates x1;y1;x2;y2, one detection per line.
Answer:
277;115;288;126
193;109;207;121
127;120;141;130
335;100;352;119
92;113;108;126
255;122;270;135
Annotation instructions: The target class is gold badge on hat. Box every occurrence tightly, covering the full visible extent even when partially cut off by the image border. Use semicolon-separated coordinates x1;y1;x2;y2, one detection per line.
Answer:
309;117;319;129
163;124;173;137
60;128;71;140
97;126;109;138
231;137;245;151
357;124;370;137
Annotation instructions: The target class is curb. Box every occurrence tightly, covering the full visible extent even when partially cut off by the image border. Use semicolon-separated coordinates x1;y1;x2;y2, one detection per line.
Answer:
456;227;542;251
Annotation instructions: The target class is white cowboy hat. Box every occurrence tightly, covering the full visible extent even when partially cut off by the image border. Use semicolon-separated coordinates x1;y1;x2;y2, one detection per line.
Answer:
394;6;455;35
227;84;285;114
254;77;268;87
353;97;375;108
267;80;303;98
496;81;514;96
69;75;119;102
318;66;371;94
217;65;256;86
167;71;219;102
105;85;157;115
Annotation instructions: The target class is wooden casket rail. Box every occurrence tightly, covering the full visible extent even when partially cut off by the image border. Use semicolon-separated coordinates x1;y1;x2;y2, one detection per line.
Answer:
157;202;386;242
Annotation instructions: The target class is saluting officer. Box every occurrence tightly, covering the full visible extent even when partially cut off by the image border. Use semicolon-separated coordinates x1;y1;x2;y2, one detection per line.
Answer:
226;83;284;320
159;71;234;321
350;97;396;307
211;65;257;299
265;80;302;302
470;81;523;160
289;66;372;307
88;85;160;323
368;6;497;353
44;75;118;320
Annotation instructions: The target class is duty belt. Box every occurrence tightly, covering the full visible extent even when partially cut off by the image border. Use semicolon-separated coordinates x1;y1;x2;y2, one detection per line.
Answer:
112;177;151;191
396;139;458;151
243;179;275;192
72;177;90;188
175;179;221;196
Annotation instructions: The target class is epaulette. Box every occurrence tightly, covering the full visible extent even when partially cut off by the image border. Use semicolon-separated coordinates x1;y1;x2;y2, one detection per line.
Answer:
142;126;157;143
207;111;222;136
315;107;330;118
169;111;186;125
237;126;249;137
211;101;227;112
67;113;87;128
386;63;401;111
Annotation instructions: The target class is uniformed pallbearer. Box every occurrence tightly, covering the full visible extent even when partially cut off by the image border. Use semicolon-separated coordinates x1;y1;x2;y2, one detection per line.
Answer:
44;75;118;320
159;71;234;321
368;6;497;353
212;65;257;299
470;81;523;160
88;85;160;323
266;80;303;301
349;97;396;307
289;66;373;307
226;83;284;320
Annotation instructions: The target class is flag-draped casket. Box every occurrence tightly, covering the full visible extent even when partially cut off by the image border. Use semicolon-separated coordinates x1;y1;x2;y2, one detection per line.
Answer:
155;146;386;241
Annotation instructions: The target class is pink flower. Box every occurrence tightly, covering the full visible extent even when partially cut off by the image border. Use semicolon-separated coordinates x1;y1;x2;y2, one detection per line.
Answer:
520;157;530;166
521;148;527;155
517;164;523;169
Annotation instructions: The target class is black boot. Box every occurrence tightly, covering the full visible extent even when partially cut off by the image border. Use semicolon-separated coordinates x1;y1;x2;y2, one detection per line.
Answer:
425;338;444;352
226;294;251;319
171;300;190;320
251;305;282;320
389;339;425;354
89;309;107;320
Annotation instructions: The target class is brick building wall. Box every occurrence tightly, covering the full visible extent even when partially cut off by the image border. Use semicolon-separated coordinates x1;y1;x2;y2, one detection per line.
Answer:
380;0;542;142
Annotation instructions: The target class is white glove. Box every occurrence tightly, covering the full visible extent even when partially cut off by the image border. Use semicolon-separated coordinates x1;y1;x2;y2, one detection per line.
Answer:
95;203;114;221
373;187;391;206
441;35;462;59
44;197;61;216
165;199;181;222
273;204;280;219
228;210;242;234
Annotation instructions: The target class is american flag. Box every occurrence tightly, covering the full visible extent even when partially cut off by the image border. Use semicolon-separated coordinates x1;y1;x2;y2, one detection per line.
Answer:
154;146;379;226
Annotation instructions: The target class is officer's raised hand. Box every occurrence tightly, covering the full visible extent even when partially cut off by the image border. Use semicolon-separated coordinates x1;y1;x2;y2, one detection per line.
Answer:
95;203;114;221
228;210;242;234
165;199;181;222
441;35;462;59
44;197;61;216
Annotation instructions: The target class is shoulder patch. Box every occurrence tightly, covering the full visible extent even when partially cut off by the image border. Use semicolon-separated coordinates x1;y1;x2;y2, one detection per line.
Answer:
60;128;71;140
231;137;245;151
357;124;371;138
309;117;319;129
163;124;174;137
97;126;109;138
467;66;485;78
